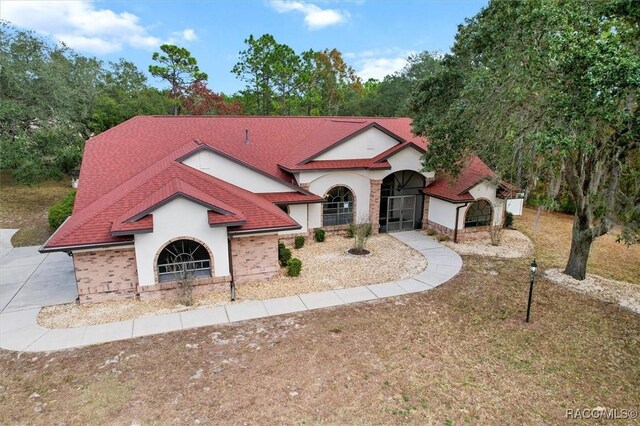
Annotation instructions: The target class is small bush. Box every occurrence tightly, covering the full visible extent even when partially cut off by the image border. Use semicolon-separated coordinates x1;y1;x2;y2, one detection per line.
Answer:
426;227;438;236
48;190;76;230
352;221;372;251
347;222;371;239
504;211;514;228
346;223;355;238
489;225;504;246
294;235;305;249
278;242;292;267
314;228;326;242
286;258;302;277
436;234;450;242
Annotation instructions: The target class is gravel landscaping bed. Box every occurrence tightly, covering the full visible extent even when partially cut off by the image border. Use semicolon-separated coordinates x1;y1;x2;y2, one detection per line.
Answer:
543;268;640;314
439;229;534;258
38;234;426;328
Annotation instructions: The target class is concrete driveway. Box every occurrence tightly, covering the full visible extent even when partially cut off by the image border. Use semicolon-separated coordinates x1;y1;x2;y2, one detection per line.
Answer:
0;229;77;313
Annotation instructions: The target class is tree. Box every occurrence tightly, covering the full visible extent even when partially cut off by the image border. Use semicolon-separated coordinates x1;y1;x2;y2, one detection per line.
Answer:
411;0;640;280
149;44;208;115
181;80;243;115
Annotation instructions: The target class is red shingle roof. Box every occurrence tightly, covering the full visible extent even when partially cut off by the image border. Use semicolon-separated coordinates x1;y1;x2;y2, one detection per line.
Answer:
43;116;430;251
258;192;324;204
423;156;497;202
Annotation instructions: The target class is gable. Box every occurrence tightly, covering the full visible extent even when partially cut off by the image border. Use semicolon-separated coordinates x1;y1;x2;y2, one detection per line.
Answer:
386;145;426;174
314;127;400;161
181;148;294;193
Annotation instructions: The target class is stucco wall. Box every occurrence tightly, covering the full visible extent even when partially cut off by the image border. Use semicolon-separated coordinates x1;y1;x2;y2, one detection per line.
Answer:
182;149;292;193
506;198;524;216
314;128;398;161
134;197;230;286
280;203;308;235
428;197;458;230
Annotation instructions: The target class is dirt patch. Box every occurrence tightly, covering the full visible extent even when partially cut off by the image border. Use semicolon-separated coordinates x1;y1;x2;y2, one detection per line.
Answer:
440;229;534;258
543;268;640;314
38;234;426;328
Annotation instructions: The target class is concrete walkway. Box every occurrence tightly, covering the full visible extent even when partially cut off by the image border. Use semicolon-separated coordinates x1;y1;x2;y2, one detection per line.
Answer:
0;231;462;352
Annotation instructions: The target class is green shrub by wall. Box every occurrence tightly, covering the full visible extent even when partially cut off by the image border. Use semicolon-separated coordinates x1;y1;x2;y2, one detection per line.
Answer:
48;190;76;230
314;229;325;242
294;235;305;249
287;258;302;276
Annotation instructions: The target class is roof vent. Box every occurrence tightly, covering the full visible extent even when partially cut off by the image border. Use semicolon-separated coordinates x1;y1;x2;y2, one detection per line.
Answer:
245;129;249;144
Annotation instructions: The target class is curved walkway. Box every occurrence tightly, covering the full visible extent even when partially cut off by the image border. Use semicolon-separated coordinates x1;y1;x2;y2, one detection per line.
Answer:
0;231;462;352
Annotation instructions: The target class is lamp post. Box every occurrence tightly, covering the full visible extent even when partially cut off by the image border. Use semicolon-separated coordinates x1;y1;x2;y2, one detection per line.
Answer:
525;259;538;323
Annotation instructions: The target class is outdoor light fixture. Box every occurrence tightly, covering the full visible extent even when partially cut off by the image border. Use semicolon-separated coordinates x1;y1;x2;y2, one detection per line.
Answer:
526;259;538;323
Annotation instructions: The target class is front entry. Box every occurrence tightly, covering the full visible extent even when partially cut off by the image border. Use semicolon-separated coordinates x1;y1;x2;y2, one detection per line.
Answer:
379;170;425;233
386;195;417;232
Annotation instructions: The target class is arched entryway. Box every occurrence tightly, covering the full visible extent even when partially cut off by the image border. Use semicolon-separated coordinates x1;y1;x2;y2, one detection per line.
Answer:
464;199;493;228
379;170;425;232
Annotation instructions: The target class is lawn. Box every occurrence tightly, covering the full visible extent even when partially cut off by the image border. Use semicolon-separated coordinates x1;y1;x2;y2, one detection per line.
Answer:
516;207;640;284
0;170;71;247
1;211;639;423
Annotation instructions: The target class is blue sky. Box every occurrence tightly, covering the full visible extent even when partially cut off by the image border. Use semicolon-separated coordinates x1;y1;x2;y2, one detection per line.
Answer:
2;0;487;94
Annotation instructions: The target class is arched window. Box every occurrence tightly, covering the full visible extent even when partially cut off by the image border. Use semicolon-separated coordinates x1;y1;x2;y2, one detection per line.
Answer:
465;200;493;228
157;239;211;283
323;186;354;226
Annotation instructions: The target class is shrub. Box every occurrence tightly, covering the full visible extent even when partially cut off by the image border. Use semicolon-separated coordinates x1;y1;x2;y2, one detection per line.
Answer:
504;211;514;228
352;221;372;251
314;228;326;242
346;223;355;238
294;235;305;249
436;234;450;242
48;190;76;230
287;258;302;277
278;242;292;267
426;227;438;236
347;222;371;239
489;225;504;246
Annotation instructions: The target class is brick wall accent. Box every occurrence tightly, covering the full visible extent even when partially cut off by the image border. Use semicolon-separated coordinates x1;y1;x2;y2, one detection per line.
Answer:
369;179;382;234
422;196;431;229
138;275;231;301
231;234;279;284
73;248;138;303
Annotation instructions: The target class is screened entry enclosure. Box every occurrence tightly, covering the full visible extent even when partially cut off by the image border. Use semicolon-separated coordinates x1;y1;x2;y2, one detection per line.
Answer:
379;170;425;232
157;239;211;283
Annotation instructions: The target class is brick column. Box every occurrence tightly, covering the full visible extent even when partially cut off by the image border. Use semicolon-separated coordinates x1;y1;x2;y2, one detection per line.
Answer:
422;177;435;230
369;179;382;234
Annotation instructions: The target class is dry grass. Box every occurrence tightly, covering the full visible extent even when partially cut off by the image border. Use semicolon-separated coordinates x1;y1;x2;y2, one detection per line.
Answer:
516;207;640;284
0;170;71;246
1;256;639;424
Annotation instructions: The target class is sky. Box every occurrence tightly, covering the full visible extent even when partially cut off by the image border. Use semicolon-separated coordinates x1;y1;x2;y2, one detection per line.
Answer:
1;0;488;94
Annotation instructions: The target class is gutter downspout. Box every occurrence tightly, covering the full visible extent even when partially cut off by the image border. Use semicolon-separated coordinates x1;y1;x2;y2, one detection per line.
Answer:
227;235;236;301
453;202;469;244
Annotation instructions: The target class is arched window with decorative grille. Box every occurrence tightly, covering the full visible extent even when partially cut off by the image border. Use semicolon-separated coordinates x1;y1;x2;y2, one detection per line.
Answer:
464;200;493;228
157;239;211;283
322;186;354;226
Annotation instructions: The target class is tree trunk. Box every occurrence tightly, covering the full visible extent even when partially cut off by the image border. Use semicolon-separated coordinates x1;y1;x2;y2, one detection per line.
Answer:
564;212;594;280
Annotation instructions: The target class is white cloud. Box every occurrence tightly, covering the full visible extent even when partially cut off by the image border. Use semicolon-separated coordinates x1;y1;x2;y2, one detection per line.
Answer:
269;0;349;30
181;29;198;42
1;0;197;55
347;48;417;81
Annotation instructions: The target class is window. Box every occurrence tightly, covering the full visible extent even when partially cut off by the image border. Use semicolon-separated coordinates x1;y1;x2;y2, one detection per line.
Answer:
157;239;211;283
464;200;493;228
323;186;354;226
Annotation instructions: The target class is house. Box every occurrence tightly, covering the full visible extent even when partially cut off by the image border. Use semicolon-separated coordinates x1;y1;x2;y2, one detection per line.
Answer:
41;116;520;303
